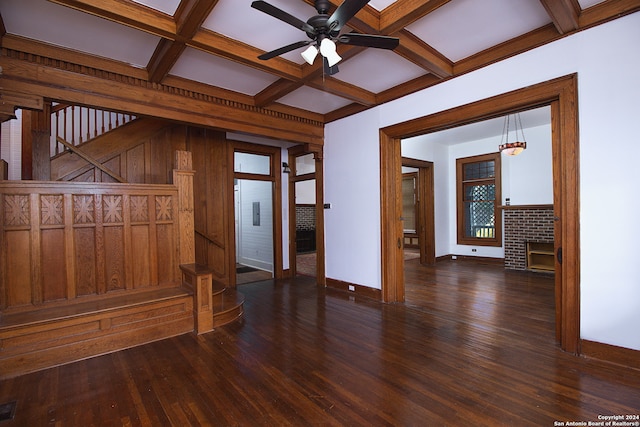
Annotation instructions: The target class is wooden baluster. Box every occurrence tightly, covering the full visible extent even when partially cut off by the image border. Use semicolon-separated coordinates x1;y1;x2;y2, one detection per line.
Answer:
79;106;83;145
71;105;76;145
101;110;105;134
55;109;60;155
94;108;98;138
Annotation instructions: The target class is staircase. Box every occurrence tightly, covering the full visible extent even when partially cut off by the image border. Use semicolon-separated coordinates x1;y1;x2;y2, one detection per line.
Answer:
46;104;246;330
50;104;136;157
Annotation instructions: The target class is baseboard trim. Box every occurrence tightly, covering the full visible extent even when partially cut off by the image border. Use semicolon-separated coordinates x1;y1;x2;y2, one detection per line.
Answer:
326;278;382;300
437;254;505;266
581;340;640;370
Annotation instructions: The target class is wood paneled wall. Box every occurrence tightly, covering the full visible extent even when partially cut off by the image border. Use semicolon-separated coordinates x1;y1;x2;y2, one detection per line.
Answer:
0;181;182;312
187;128;231;287
52;122;233;288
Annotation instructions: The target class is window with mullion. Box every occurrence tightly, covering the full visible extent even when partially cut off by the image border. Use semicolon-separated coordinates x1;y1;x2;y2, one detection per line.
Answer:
456;153;501;246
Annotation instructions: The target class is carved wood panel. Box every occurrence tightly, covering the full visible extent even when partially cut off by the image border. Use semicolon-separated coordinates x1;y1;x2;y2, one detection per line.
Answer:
1;182;183;311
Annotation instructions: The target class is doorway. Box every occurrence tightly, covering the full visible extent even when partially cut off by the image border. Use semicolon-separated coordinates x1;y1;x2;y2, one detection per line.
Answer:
232;144;283;285
401;158;435;265
380;75;580;353
287;148;325;284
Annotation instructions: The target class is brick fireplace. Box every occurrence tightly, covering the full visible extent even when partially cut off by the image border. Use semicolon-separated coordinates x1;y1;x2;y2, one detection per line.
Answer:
503;205;555;270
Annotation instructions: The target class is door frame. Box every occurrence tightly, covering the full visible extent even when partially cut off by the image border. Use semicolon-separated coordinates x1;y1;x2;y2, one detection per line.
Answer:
228;141;283;287
380;74;580;354
402;157;435;265
287;145;326;286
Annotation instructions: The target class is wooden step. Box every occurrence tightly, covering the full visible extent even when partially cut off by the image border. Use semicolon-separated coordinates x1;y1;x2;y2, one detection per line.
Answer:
0;286;194;379
212;288;245;328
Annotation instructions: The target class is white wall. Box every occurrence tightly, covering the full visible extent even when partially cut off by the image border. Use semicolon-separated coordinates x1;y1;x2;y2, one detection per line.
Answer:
402;122;552;259
324;12;640;350
0;109;22;180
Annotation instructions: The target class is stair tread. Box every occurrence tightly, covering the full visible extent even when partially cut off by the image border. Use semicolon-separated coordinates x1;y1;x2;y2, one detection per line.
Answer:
213;289;245;314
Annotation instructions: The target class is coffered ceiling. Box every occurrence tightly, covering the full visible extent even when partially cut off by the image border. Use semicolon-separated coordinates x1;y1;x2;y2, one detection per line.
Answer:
0;0;636;123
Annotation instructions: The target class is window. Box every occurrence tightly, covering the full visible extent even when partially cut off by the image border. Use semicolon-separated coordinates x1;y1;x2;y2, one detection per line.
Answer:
456;153;501;246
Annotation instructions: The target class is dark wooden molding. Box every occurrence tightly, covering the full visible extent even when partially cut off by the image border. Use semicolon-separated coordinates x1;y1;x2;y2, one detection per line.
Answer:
499;204;554;210
326;278;383;301
0;45;324;145
445;255;505;266
581;340;640;371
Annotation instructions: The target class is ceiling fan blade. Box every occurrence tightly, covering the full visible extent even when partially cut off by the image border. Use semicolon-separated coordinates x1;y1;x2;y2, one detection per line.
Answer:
326;0;370;32
338;33;399;50
251;1;315;34
258;40;312;60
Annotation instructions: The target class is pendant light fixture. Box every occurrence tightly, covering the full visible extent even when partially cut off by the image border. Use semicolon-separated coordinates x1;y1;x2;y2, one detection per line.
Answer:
499;113;527;156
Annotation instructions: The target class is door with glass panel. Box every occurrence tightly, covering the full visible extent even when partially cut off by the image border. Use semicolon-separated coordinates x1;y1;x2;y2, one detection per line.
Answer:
234;150;275;284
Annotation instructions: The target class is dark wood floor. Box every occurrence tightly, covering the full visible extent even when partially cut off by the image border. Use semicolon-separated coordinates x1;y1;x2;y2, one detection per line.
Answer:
1;259;639;426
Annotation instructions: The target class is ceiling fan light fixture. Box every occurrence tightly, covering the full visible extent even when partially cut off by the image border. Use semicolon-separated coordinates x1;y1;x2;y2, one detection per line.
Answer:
301;44;318;65
319;38;341;67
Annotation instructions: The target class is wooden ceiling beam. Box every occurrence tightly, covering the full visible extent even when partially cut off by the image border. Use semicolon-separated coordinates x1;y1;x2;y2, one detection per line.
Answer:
393;30;453;78
0;90;44;111
48;0;176;39
539;0;580;34
454;24;560;76
147;0;220;83
578;0;640;28
324;103;370;123
308;76;377;106
255;79;304;107
190;30;303;80
379;0;452;35
376;73;442;104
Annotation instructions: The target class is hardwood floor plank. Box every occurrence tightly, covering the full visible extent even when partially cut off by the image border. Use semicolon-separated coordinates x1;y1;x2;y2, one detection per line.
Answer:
1;260;638;426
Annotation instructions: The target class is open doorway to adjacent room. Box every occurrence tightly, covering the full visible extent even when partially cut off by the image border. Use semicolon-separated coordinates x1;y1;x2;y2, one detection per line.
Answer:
290;152;317;278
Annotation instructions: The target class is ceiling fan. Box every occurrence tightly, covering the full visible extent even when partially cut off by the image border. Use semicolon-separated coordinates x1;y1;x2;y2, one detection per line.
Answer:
251;0;399;75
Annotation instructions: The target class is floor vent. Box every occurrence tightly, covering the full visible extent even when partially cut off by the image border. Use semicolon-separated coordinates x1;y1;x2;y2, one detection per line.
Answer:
0;401;16;422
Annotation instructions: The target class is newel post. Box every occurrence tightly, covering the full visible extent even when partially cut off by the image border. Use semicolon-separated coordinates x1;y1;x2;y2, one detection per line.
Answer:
173;150;195;265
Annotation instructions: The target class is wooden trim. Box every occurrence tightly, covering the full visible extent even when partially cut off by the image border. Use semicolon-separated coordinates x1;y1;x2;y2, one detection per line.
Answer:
229;141;283;284
499;204;554;210
402;157;435;265
314;150;326;286
450;255;504;266
380;130;404;303
455;152;502;247
0;46;324;146
581;340;640;371
326;278;382;301
380;74;580;353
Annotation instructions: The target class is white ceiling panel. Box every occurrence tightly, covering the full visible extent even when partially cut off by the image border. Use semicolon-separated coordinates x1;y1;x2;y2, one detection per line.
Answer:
203;0;318;64
368;0;398;11
278;86;353;114
170;47;280;95
131;0;181;16
406;0;552;62
0;0;629;121
1;0;159;68
578;0;608;9
333;49;426;93
408;106;551;146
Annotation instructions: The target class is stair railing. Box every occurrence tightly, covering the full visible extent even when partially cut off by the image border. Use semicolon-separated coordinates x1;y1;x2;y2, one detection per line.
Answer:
50;104;136;157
